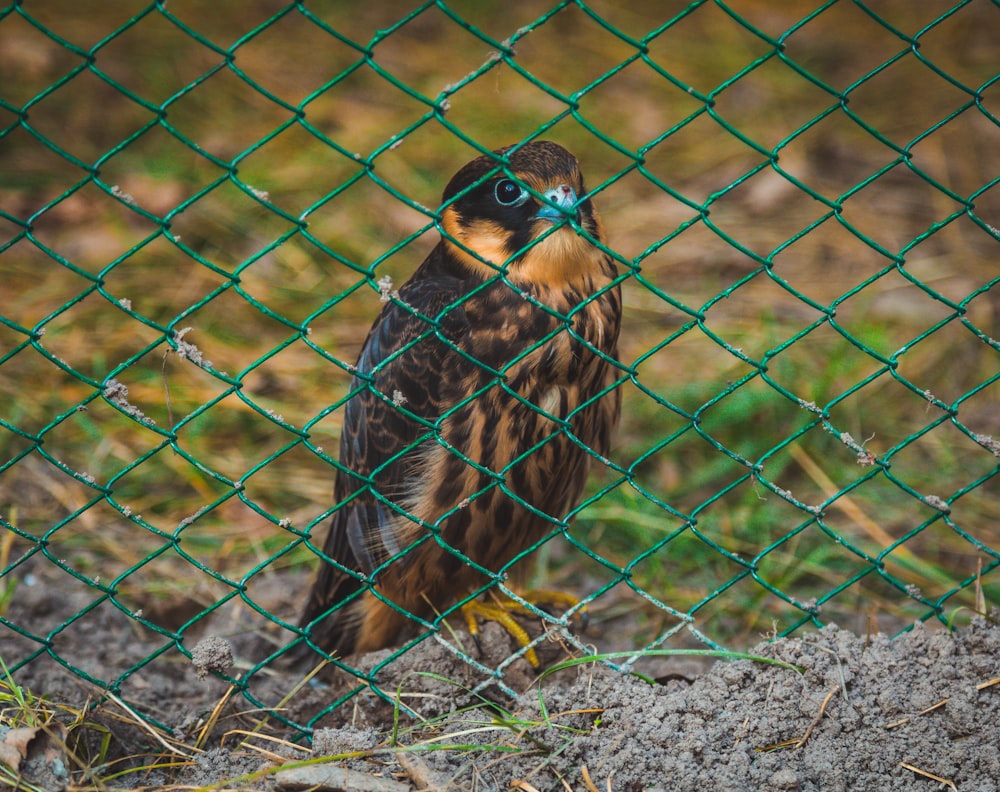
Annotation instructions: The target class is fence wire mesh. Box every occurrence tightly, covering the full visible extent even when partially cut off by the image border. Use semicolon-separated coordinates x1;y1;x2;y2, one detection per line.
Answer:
1;0;998;735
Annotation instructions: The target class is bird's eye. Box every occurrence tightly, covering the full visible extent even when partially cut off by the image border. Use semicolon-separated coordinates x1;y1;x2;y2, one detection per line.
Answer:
494;179;529;207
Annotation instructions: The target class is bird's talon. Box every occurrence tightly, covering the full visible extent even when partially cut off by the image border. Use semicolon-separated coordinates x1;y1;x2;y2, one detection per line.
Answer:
522;588;589;631
461;599;540;667
464;606;485;656
459;589;587;668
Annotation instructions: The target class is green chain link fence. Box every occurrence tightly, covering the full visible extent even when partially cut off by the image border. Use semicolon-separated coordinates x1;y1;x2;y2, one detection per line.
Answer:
1;0;998;736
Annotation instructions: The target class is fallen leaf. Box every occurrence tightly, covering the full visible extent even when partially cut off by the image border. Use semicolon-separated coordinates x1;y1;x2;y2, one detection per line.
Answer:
0;726;39;773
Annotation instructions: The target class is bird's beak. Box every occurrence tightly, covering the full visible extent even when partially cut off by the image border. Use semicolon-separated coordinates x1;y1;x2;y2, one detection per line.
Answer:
536;184;579;223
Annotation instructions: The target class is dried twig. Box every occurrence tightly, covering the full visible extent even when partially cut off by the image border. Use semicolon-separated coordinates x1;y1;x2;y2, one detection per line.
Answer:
396;749;444;791
795;687;838;748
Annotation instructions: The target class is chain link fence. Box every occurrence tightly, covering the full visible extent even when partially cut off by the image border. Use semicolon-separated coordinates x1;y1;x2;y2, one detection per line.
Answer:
1;0;998;735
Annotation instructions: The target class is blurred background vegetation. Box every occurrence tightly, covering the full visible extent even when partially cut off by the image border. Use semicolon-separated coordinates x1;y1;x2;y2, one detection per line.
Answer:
1;0;998;677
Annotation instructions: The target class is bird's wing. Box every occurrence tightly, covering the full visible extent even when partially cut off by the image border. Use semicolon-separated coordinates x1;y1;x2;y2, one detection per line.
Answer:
306;264;469;616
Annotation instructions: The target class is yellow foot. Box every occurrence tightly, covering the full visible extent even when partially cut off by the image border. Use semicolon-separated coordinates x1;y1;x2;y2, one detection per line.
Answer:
461;590;587;668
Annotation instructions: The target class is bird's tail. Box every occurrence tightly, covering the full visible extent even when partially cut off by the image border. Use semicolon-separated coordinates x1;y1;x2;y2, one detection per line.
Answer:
289;565;365;666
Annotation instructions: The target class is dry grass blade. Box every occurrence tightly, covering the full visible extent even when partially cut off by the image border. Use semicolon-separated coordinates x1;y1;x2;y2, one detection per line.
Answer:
913;699;949;718
975;555;987;615
580;764;602;792
222;729;309;763
101;690;197;759
887;672;1000;729
195;684;238;750
899;761;957;791
788;443;921;567
756;739;803;753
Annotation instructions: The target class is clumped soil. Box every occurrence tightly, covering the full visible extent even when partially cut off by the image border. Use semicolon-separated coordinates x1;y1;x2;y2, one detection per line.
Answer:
3;569;999;792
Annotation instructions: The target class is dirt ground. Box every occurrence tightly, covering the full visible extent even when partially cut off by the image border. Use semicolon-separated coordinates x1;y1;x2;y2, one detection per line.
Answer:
3;562;999;792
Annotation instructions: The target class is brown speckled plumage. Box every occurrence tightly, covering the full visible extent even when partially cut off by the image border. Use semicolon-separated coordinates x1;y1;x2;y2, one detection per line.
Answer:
299;141;621;657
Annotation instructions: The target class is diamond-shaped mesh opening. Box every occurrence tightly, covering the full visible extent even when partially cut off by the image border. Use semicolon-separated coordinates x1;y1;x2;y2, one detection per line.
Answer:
705;171;830;258
601;172;693;259
162;66;296;161
912;1;999;89
639;222;762;311
443;66;572;143
848;53;975;143
105;445;216;523
695;378;806;462
0;127;90;213
48;304;151;386
168;181;299;272
712;55;836;151
92;10;222;106
234;125;367;218
897;327;1000;407
0;11;86;107
776;109;902;202
174;392;292;477
773;214;895;291
841;168;968;253
824;374;934;447
1;449;101;538
363;127;460;219
907;109;999;199
96;124;223;210
641;112;768;204
98;236;223;325
509;6;645;98
645;1;776;96
304;279;392;356
573;60;687;152
232;10;363;106
1;1;998;745
29;185;161;275
887;424;975;492
783;1;911;91
322;191;435;274
369;6;498;95
2;246;93;329
19;74;155;167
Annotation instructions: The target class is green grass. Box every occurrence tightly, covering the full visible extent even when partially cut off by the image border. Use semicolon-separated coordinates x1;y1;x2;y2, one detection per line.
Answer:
569;303;1000;643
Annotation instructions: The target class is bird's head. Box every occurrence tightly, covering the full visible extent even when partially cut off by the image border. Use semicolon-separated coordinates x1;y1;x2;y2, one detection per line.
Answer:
438;141;607;288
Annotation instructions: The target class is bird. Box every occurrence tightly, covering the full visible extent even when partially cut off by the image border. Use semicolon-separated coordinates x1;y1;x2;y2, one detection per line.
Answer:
298;140;621;661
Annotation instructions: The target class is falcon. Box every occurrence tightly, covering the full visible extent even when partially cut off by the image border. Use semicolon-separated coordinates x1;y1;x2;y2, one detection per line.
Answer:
299;140;621;660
